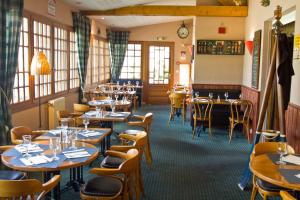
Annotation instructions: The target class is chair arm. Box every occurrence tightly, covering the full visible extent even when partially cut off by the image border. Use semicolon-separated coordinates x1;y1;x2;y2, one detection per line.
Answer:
38;175;61;200
110;145;132;152
127;121;145;127
119;133;137;141
90;168;121;176
105;150;128;159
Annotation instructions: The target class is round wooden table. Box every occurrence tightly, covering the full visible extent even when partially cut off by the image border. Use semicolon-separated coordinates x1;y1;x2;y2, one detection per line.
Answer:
2;141;99;200
250;154;300;191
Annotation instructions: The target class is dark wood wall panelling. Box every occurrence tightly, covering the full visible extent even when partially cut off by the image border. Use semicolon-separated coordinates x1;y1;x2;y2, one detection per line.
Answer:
286;103;300;153
241;85;260;140
192;83;241;90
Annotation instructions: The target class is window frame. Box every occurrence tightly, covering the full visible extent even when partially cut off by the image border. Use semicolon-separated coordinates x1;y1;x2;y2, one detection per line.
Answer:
11;11;79;113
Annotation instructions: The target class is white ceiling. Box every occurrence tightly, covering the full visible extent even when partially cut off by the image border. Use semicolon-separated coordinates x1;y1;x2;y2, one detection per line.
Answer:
63;0;220;28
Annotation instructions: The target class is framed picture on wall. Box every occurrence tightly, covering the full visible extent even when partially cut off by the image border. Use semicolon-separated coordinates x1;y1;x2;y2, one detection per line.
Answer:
251;30;262;89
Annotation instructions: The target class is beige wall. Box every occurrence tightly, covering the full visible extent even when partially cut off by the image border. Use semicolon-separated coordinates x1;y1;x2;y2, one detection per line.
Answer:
243;0;300;105
129;20;193;84
13;0;107;130
193;17;245;84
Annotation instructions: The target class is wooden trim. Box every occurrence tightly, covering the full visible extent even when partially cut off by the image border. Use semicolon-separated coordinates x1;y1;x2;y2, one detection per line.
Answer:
192;83;241;90
288;102;300;110
286;102;300;153
82;6;248;17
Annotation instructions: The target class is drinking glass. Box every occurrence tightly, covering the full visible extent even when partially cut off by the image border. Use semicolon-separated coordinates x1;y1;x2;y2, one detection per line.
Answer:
239;93;242;99
22;135;32;158
136;81;139;87
276;142;287;165
83;117;90;130
115;94;119;101
96;106;101;117
209;92;213;99
61;119;68;131
111;101;116;113
224;92;229;100
195;92;199;98
117;81;120;86
128;81;131;85
49;137;60;160
70;131;77;149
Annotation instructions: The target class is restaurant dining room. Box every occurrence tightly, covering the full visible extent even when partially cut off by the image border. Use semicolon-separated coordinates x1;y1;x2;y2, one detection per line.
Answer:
1;0;300;199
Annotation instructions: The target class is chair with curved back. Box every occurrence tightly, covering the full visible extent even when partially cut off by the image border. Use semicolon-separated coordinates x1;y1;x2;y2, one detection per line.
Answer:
192;98;213;139
123;113;153;166
80;149;139;200
229;99;253;143
101;131;148;198
280;191;297;200
251;142;295;200
0;146;27;180
0;175;60;200
168;92;187;126
10;126;47;145
73;103;90;114
56;110;77;127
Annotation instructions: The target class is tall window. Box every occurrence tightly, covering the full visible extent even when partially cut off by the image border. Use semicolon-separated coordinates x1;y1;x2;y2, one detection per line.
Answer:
86;46;93;85
92;39;100;83
12;17;30;104
54;27;68;93
120;43;141;79
99;41;105;81
149;46;170;84
69;32;79;89
104;42;110;80
33;20;52;97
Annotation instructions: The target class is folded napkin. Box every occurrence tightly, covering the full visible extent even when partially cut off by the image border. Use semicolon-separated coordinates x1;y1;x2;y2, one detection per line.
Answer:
282;155;300;165
20;155;52;166
63;149;91;159
85;111;98;116
49;130;61;135
109;113;125;117
15;145;44;154
79;131;102;137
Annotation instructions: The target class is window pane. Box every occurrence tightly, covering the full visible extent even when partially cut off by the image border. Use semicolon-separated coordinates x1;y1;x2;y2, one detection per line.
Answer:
120;43;142;79
70;32;80;89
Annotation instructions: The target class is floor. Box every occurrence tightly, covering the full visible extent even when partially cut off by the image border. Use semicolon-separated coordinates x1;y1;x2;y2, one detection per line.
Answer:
58;105;254;200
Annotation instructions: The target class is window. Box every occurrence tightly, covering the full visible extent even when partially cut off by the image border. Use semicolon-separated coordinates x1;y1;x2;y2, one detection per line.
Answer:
92;39;100;83
99;41;105;81
33;20;52;98
54;27;68;93
69;32;79;89
149;45;170;84
86;46;93;85
12;17;30;104
120;43;141;79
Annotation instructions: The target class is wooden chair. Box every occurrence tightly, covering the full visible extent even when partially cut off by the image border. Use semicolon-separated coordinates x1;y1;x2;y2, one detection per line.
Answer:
280;191;297;200
0;175;60;200
101;131;148;198
56;110;77;127
80;149;139;200
123;113;153;166
73;103;90;114
168;92;187;126
10;126;47;145
251;142;295;200
229;99;253;143
192;98;213;139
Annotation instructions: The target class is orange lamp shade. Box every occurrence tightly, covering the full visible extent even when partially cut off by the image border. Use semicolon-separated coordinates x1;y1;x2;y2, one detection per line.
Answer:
245;40;253;56
30;51;51;75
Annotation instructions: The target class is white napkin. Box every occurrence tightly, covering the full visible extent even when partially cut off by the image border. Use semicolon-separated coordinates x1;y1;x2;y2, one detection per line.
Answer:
20;155;51;166
49;130;61;135
85;111;98;116
282;155;300;165
15;145;43;154
109;113;125;117
63;149;90;159
79;131;101;137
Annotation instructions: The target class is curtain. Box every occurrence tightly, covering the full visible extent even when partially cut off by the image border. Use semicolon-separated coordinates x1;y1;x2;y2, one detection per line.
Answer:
72;12;91;102
0;0;23;144
108;31;130;81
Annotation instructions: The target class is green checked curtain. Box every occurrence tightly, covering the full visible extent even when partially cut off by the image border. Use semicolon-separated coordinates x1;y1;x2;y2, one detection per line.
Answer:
72;12;91;102
108;31;130;81
0;0;23;145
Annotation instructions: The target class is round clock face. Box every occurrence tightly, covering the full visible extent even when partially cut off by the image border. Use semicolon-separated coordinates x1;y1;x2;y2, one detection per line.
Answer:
177;26;189;39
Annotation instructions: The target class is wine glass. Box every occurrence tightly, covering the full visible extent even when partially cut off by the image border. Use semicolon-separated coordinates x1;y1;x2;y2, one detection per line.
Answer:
115;94;119;102
209;92;213;99
276;142;287;165
96;106;101;117
83;117;89;130
128;80;131;85
49;137;60;160
195;92;199;98
239;93;242;99
110;101;116;113
117;81;119;86
136;81;139;87
22;135;32;158
224;92;229;100
69;131;77;149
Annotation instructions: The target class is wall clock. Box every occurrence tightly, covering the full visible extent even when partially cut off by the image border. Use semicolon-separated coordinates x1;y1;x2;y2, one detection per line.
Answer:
177;22;189;39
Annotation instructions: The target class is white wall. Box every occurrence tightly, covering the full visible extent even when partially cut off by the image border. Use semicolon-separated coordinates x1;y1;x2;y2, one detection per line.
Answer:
243;0;300;105
193;17;245;84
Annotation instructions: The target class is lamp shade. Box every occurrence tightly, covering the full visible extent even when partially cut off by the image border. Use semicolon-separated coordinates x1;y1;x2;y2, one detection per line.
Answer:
245;40;253;56
30;51;51;75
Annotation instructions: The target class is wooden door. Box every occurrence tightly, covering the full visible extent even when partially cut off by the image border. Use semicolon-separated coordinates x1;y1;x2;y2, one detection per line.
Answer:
143;42;174;104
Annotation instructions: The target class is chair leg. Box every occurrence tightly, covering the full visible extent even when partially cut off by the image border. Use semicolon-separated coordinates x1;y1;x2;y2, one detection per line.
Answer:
250;185;258;200
229;123;235;143
262;194;268;200
192;119;196;139
145;140;153;167
208;120;212;137
168;108;173;127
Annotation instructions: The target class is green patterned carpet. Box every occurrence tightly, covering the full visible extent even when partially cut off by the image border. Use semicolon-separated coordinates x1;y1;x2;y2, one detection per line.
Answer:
60;105;253;200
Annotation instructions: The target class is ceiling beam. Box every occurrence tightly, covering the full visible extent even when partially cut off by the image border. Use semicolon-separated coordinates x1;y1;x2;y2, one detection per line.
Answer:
81;6;248;17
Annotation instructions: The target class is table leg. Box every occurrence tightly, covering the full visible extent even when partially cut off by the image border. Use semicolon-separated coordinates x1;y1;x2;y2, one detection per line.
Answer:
44;171;61;200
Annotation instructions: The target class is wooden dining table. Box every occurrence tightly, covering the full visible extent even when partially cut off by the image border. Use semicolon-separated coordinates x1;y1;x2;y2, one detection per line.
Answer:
2;141;99;200
250;154;300;191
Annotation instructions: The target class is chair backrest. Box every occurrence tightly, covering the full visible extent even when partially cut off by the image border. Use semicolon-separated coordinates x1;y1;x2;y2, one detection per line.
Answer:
119;149;139;174
193;98;213;120
11;126;32;145
253;142;295;156
230;99;253;123
73;103;90;114
169;92;186;108
143;113;153;126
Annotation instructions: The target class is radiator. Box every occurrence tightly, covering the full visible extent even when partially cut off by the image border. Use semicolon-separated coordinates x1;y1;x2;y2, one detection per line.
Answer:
48;97;66;129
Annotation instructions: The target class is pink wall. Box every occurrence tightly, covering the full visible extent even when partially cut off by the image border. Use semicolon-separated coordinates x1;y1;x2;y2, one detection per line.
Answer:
129;20;193;84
